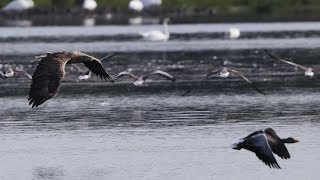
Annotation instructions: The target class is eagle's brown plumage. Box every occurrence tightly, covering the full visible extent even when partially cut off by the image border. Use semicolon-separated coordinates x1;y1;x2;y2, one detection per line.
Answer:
28;51;114;108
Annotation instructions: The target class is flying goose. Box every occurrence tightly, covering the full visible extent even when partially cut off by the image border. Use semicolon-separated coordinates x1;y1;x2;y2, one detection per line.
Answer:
182;67;265;96
115;70;175;86
232;127;299;169
140;18;170;41
28;51;115;108
264;49;318;78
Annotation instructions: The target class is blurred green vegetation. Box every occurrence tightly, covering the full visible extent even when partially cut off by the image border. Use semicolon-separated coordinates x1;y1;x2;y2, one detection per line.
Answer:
0;0;320;14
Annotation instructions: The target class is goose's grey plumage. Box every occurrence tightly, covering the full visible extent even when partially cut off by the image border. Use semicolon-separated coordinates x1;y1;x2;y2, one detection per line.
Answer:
28;51;115;108
115;70;175;86
264;49;318;77
232;127;299;169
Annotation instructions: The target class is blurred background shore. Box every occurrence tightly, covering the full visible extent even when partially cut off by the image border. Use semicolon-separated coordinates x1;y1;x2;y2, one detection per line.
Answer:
1;0;320;26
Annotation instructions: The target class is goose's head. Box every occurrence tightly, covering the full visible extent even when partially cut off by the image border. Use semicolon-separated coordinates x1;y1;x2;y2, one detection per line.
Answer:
282;137;299;143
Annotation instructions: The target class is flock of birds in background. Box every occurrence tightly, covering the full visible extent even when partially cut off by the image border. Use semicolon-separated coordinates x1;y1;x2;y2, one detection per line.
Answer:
0;0;303;171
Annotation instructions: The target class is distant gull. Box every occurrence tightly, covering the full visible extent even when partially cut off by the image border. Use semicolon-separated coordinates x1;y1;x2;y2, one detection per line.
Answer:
264;49;317;78
182;67;265;96
3;67;32;79
141;0;162;7
129;0;144;12
232;127;299;169
82;0;97;11
2;0;34;11
78;70;92;80
70;64;92;80
28;51;116;108
115;70;175;86
139;18;170;41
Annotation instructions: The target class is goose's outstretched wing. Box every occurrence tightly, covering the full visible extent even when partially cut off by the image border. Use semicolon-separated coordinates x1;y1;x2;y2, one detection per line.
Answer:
264;50;308;71
115;71;138;79
264;128;291;159
28;54;64;108
144;70;175;81
241;134;281;169
228;68;266;96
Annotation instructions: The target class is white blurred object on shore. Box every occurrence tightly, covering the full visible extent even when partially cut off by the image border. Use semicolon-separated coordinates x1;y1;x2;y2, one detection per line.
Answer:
82;0;97;11
129;0;144;12
2;0;34;11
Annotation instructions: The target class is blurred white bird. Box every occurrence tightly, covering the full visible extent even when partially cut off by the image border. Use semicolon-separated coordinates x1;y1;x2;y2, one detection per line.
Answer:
140;18;170;41
115;70;175;86
227;27;240;39
1;67;32;79
83;17;95;26
2;0;34;11
82;0;97;11
79;70;92;80
129;0;144;12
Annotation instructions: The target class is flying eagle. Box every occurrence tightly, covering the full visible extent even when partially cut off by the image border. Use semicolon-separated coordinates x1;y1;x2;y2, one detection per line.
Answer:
28;51;115;108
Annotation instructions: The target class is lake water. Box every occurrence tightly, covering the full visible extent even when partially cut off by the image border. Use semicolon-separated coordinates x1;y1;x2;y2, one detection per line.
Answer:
1;21;320;179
